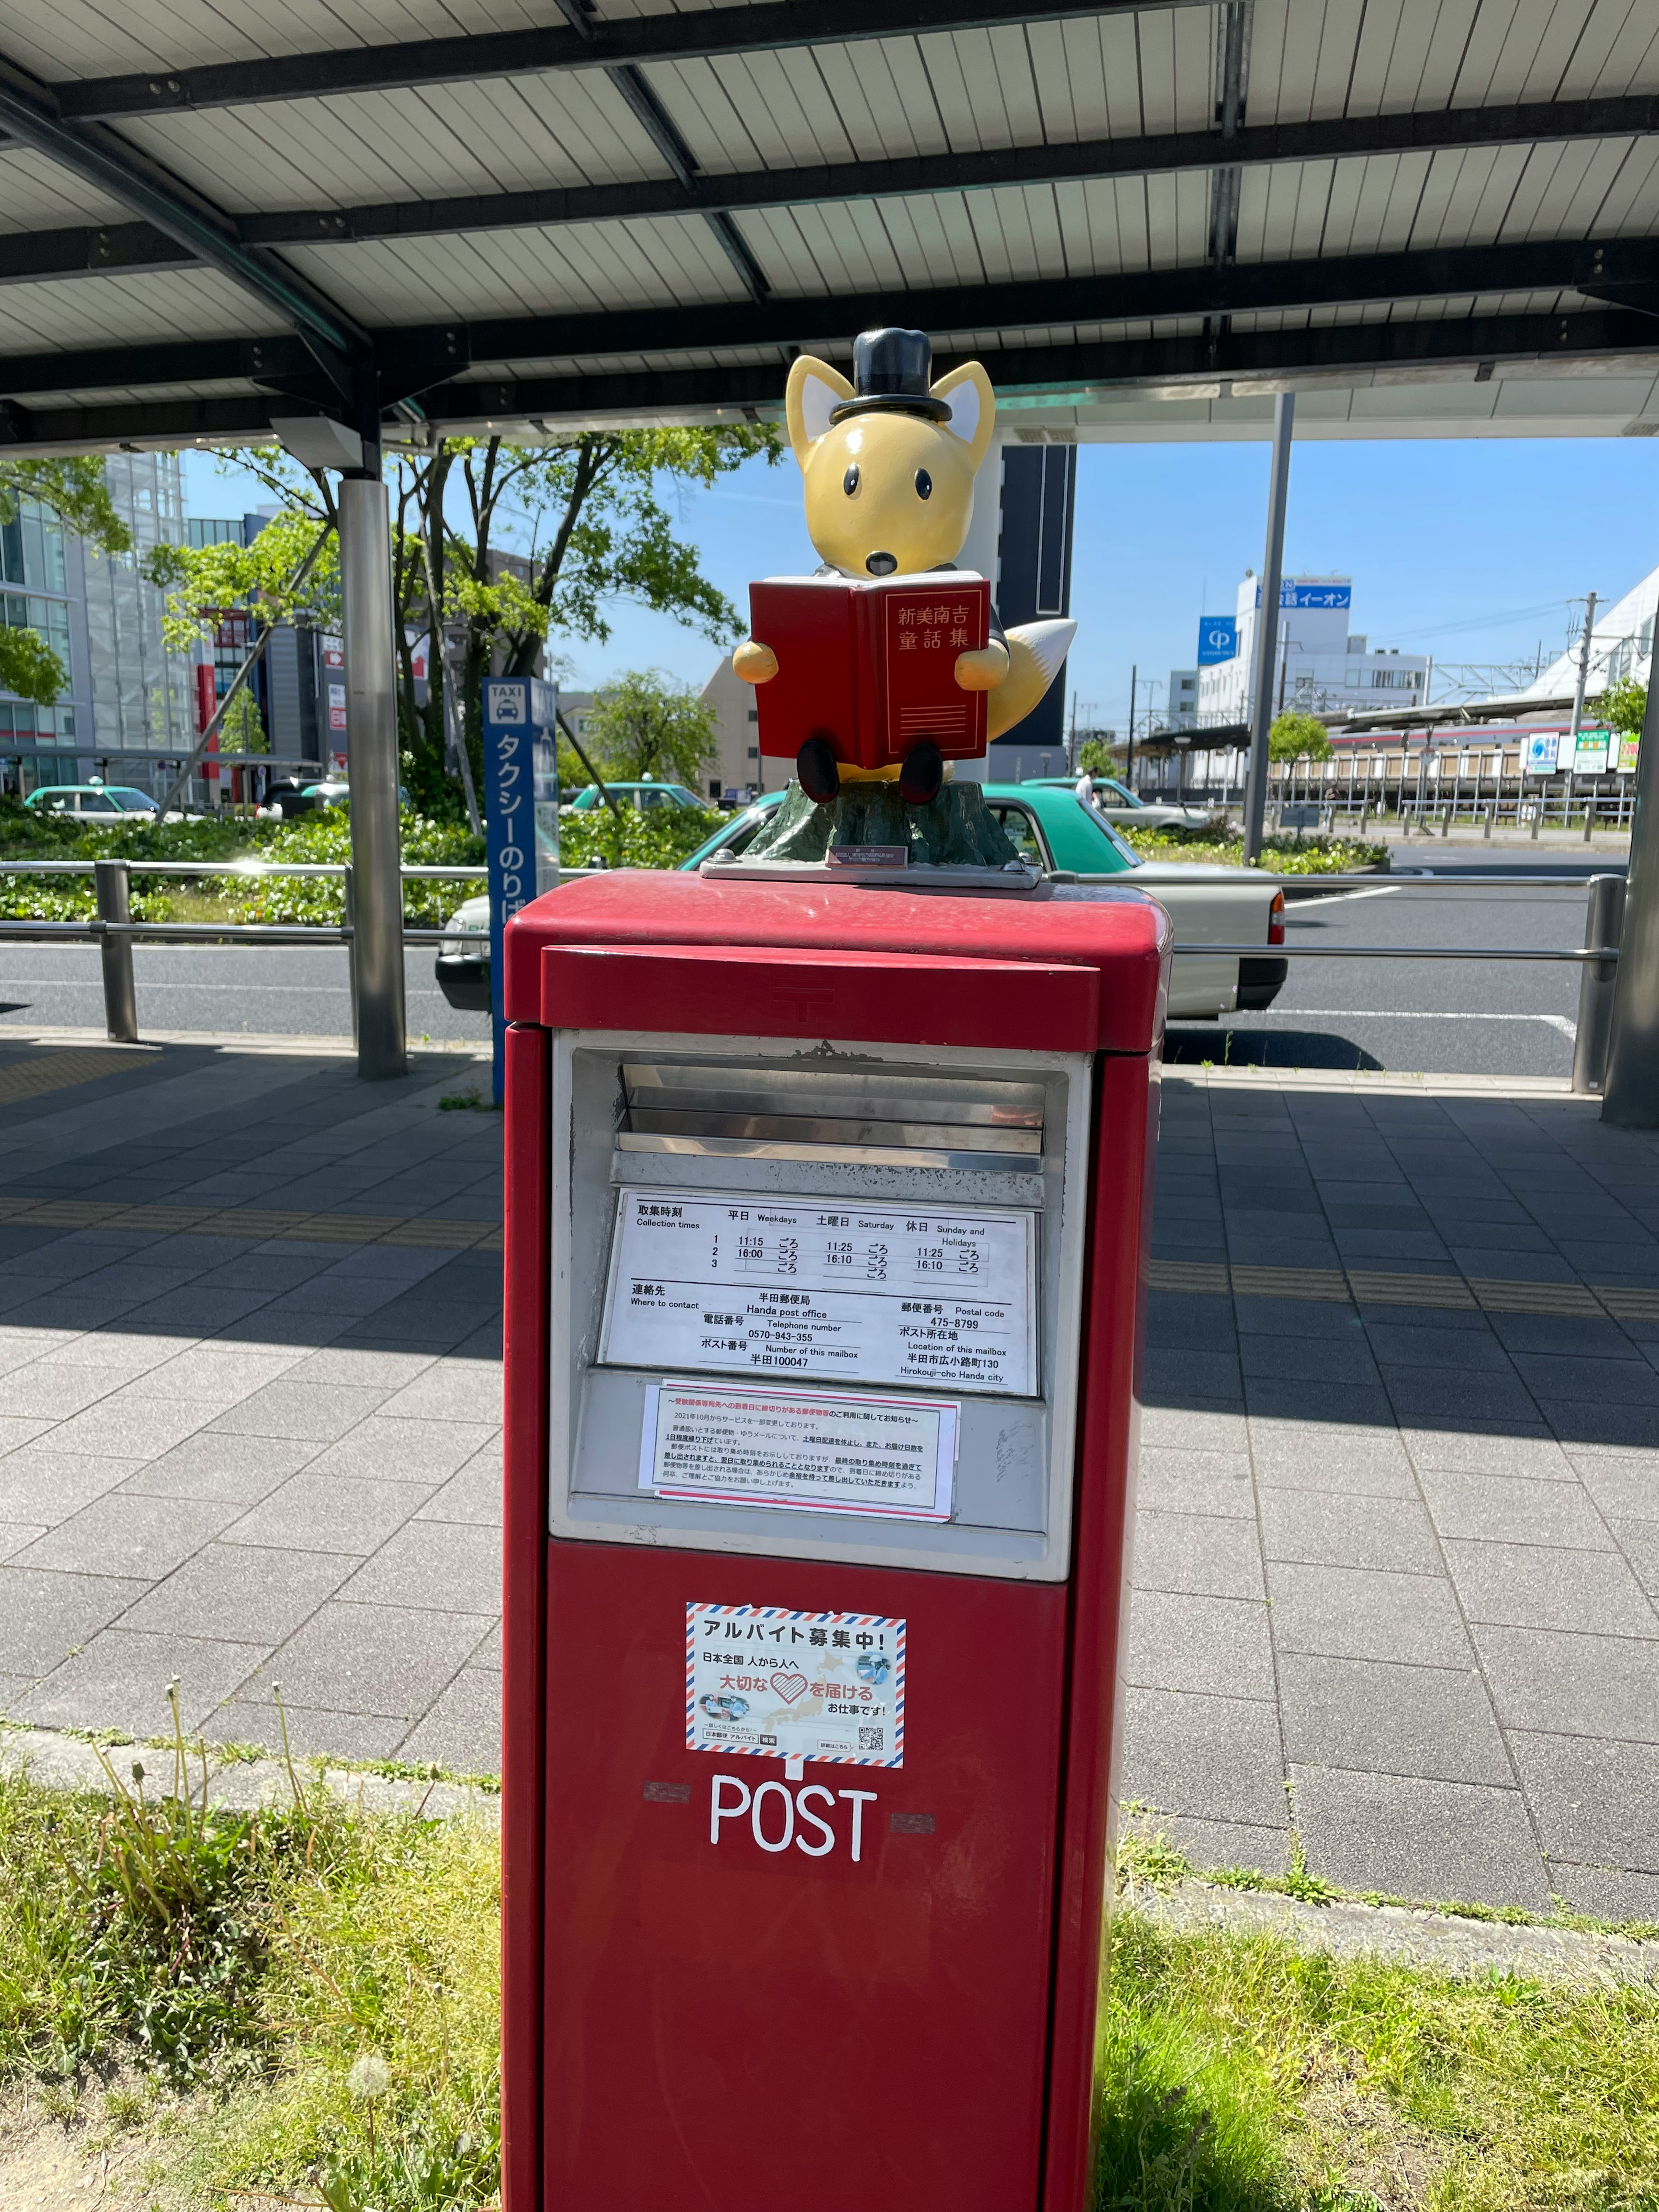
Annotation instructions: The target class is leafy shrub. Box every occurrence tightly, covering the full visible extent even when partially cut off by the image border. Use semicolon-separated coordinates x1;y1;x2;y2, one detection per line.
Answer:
1121;825;1387;875
559;803;721;871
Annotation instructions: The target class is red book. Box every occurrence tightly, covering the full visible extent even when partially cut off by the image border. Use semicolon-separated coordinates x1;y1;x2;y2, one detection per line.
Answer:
749;572;992;772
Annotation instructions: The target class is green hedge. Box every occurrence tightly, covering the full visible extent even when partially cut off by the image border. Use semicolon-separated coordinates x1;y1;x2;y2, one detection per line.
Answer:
558;804;722;871
0;800;485;926
1122;824;1388;874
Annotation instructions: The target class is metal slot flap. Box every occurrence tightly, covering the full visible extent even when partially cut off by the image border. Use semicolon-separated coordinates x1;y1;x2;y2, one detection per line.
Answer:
619;1061;1045;1163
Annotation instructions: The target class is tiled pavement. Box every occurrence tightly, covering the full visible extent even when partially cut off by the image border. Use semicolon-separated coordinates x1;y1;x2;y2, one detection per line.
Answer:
3;1033;1659;1915
1131;1068;1659;1920
0;1034;505;1773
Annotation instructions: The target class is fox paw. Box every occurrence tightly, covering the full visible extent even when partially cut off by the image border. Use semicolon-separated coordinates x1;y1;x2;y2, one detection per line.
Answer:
953;642;1008;692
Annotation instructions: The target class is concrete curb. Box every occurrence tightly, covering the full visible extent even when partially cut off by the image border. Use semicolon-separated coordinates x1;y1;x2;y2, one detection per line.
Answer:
1130;1877;1659;1988
0;1723;501;1827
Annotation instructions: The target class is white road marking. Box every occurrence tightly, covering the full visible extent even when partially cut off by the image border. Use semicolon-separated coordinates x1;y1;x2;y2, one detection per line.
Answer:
1284;885;1402;909
1246;1009;1577;1037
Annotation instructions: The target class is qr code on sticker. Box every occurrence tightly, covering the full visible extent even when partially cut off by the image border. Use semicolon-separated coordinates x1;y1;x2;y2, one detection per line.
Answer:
858;1726;883;1752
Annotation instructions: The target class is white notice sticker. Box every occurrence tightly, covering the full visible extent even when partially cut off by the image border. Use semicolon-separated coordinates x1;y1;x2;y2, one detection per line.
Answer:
642;1378;956;1520
687;1600;904;1767
601;1188;1037;1396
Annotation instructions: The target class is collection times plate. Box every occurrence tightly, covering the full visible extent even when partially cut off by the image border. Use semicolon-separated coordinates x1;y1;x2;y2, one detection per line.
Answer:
599;1188;1037;1398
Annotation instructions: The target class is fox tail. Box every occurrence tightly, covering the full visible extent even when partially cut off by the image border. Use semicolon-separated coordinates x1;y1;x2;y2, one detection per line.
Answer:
985;619;1077;741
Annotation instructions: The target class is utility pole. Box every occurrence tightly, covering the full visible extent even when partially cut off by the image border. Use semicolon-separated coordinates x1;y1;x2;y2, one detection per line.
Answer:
1569;592;1599;752
1125;664;1137;788
1243;391;1295;861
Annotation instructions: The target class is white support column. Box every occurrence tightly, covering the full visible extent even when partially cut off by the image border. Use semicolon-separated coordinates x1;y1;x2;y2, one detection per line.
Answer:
338;472;407;1081
1243;391;1296;863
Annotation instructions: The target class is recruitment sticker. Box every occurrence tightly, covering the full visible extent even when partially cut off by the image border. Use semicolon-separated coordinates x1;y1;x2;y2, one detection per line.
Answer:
641;1378;957;1520
686;1600;904;1767
600;1187;1037;1396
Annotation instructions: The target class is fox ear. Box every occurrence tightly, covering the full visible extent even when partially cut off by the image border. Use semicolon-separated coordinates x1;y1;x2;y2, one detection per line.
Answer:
786;356;854;467
931;362;995;470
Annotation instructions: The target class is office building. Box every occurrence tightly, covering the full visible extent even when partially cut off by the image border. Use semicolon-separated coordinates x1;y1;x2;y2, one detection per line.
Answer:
1165;669;1199;730
1195;573;1427;728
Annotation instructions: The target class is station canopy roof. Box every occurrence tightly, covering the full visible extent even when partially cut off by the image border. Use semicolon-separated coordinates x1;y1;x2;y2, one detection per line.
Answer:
0;0;1656;458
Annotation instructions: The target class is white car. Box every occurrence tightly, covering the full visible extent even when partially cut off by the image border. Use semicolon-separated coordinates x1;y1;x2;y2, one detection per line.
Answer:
1023;774;1219;836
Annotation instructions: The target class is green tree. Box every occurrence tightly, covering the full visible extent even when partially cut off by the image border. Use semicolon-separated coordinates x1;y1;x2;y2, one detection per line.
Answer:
1077;737;1119;778
203;429;777;820
218;687;268;754
1592;678;1646;738
1268;710;1332;762
587;669;717;788
0;460;132;704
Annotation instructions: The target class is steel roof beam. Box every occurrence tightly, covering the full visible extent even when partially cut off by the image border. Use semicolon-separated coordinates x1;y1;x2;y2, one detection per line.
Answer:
50;2;1203;121
2;94;1652;286
0;50;372;394
5;306;1658;452
3;236;1655;399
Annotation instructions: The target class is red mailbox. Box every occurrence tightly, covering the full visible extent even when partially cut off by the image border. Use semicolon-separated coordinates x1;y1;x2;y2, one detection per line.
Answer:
500;867;1168;2212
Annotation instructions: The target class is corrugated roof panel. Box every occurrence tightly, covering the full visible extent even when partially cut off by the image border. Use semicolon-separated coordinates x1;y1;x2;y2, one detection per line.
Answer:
658;51;822;172
117;69;658;216
1246;158;1336;259
1052;17;1119;138
980;24;1046;147
0;0;549;83
283;212;741;323
1423;143;1532;245
1501;135;1618;236
846;36;953;160
1589;136;1659;231
1306;0;1370;121
1335;0;1411;120
0;268;280;353
1128;9;1181;137
1558;0;1659;99
799;41;917;165
0;153;132;231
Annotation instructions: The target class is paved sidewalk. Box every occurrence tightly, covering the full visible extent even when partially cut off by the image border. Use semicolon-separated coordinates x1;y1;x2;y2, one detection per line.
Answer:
3;1034;1659;1916
1131;1067;1659;1920
0;1033;504;1772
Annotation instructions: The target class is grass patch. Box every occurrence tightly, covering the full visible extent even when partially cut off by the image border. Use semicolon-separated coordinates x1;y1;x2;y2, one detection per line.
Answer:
435;1090;499;1114
0;1713;499;2211
1098;1911;1659;2210
6;1735;1658;2209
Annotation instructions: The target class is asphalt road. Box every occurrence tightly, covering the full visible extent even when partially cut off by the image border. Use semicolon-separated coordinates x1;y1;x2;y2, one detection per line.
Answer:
0;857;1618;1077
0;943;490;1046
1166;862;1604;1077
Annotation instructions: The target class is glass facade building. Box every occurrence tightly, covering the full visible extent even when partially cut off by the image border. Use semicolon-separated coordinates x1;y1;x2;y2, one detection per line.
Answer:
0;453;194;793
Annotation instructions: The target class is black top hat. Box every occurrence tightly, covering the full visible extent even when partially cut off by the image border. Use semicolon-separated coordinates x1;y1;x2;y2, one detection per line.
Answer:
830;327;950;423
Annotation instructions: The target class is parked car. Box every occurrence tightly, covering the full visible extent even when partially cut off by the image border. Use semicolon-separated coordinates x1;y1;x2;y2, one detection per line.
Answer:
434;893;491;1010
679;782;1285;1017
563;779;709;814
1021;774;1217;836
24;782;165;819
258;778;409;819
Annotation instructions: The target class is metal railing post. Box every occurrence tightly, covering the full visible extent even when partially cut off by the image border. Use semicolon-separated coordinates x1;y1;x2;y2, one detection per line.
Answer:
343;862;359;1049
92;858;137;1042
1573;874;1626;1095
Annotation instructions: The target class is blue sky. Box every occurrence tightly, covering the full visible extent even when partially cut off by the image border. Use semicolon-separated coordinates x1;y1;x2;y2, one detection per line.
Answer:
181;432;1659;728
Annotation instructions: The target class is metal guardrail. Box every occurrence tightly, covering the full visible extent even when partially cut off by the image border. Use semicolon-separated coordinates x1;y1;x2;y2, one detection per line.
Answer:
0;858;1626;1095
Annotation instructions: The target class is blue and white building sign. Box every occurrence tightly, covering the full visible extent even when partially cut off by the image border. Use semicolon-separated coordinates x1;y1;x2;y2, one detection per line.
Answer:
1197;617;1238;664
1254;580;1352;610
481;677;559;1092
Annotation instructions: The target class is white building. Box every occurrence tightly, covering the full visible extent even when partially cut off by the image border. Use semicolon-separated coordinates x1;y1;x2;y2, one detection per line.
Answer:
1165;668;1198;730
1195;573;1427;727
1517;564;1657;703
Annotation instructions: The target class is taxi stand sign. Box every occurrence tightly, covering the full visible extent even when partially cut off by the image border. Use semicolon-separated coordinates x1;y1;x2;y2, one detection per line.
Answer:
482;678;559;1095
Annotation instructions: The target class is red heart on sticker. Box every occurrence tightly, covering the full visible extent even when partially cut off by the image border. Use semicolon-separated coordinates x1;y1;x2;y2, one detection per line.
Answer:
771;1671;808;1705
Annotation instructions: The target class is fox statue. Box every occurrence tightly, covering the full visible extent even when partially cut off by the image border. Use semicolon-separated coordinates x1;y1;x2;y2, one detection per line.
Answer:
733;327;1076;805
